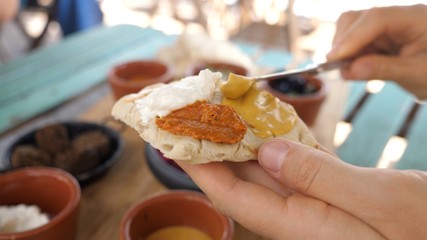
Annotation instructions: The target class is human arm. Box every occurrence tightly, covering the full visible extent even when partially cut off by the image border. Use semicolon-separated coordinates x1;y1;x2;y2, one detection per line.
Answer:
175;5;427;239
327;4;427;99
176;139;427;239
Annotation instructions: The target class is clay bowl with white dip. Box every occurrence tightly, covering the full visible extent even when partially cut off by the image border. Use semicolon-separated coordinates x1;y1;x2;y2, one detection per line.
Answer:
0;167;81;240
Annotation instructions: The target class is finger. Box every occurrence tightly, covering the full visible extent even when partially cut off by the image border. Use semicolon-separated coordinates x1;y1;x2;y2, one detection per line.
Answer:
340;54;427;98
257;139;411;229
327;10;377;60
176;160;384;240
258;139;374;202
328;6;413;60
224;161;293;198
341;54;410;80
332;10;361;46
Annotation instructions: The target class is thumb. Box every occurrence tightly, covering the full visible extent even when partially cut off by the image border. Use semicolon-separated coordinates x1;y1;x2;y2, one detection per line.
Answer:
257;139;391;220
258;139;347;194
342;54;427;99
341;54;419;82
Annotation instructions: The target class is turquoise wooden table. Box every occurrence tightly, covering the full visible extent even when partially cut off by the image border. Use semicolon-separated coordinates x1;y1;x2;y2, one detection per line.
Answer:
336;81;427;170
0;25;171;134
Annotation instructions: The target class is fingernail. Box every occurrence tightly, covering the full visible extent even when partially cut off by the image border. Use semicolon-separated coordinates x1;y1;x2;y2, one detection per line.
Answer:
258;140;290;174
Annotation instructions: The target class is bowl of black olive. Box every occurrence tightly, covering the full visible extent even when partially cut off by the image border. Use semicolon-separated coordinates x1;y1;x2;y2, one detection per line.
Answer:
3;121;124;186
259;73;327;126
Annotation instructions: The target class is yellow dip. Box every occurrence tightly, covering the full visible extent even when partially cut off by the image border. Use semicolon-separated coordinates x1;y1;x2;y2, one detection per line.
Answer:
145;226;212;240
220;73;295;138
219;73;254;99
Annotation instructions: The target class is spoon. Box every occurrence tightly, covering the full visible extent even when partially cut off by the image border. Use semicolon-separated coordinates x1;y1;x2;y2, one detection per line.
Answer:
254;58;352;81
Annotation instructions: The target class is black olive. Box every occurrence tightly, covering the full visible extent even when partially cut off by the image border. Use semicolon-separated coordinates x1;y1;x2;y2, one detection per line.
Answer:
269;74;316;95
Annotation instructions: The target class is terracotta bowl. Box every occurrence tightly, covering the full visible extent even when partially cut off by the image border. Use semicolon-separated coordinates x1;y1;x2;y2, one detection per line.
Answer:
186;61;248;78
119;190;234;240
258;74;327;126
0;167;81;240
108;60;174;99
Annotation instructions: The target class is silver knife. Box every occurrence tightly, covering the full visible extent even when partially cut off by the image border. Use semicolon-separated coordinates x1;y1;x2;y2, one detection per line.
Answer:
254;59;351;81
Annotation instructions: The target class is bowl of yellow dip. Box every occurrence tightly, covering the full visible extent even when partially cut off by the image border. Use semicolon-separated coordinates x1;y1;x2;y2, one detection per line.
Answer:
119;190;234;240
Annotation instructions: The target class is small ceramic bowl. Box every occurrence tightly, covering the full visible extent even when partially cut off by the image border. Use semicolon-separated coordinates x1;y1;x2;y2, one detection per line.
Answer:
119;190;234;240
259;73;327;126
145;144;200;191
0;167;81;240
186;61;248;79
4;121;124;186
108;60;174;99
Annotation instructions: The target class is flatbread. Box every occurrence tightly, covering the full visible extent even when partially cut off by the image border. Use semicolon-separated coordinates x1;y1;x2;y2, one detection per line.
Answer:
112;70;319;164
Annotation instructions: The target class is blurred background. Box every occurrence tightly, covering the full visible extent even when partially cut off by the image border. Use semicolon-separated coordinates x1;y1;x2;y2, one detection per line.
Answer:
1;0;427;63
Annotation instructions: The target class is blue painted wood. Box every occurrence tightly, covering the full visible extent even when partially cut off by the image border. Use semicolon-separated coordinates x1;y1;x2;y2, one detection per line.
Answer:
0;26;164;103
0;25;170;133
233;41;294;70
0;25;146;78
396;105;427;170
342;82;367;119
0;36;177;132
255;49;293;70
233;41;262;58
337;83;414;167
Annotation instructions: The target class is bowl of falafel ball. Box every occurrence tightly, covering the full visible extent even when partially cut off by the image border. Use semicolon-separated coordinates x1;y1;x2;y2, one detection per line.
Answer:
3;121;124;186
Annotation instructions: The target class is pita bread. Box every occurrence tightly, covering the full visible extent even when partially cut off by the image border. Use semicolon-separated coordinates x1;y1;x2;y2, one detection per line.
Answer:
112;70;319;164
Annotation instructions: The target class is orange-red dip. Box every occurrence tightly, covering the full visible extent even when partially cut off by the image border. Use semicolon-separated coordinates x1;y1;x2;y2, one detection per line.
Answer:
156;100;247;144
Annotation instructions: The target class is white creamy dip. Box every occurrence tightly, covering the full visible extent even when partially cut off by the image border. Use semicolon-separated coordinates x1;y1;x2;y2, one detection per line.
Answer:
135;69;221;124
0;204;49;233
